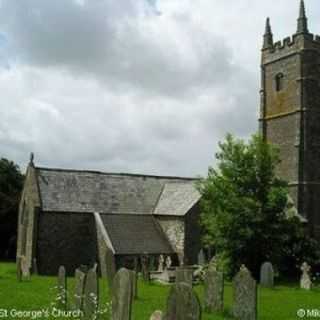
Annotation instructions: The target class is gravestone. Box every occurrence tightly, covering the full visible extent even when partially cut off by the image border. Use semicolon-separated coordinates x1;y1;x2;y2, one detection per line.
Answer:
21;256;31;281
175;267;193;286
158;255;165;272
74;268;86;311
57;266;67;310
166;282;201;320
112;268;133;320
198;249;206;265
260;262;274;288
130;270;138;300
165;256;172;270
300;262;312;290
233;265;257;320
16;256;22;282
32;258;38;275
141;255;150;282
150;310;163;320
83;267;99;319
204;265;224;313
105;249;116;290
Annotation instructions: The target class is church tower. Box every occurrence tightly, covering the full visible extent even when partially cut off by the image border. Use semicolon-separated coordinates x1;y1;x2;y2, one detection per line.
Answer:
260;0;320;238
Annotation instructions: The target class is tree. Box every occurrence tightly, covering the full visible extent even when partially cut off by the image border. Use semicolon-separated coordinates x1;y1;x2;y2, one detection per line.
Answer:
0;158;24;260
197;134;318;278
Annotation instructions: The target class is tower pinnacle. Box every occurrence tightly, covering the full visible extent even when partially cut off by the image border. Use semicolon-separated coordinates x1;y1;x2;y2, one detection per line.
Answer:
263;17;273;49
297;0;309;34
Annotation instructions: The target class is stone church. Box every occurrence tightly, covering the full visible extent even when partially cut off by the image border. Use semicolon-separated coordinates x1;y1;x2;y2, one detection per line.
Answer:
260;0;320;238
17;156;201;275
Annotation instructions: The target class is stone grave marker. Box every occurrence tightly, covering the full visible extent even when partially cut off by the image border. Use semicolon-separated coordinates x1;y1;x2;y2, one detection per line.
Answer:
204;264;224;313
57;266;67;310
166;282;201;320
158;255;164;272
150;310;163;320
300;262;312;290
83;267;99;319
198;249;206;265
105;249;116;290
32;258;38;275
233;265;257;320
129;270;138;300
141;254;150;282
74;268;86;311
112;268;133;320
260;262;274;288
175;267;193;286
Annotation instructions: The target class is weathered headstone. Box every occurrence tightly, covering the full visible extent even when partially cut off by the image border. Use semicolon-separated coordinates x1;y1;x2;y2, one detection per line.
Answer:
57;266;67;310
166;282;201;320
150;310;163;320
141;255;150;282
204;265;224;313
16;256;22;282
300;262;312;290
158;255;165;272
233;265;257;320
165;256;172;270
32;258;38;275
105;249;116;290
260;262;274;288
112;268;133;320
198;249;206;265
83;267;99;319
175;267;193;286
21;256;31;281
74;268;86;311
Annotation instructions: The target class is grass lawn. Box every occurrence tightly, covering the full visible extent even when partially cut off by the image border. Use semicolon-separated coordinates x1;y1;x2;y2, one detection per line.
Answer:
0;262;319;319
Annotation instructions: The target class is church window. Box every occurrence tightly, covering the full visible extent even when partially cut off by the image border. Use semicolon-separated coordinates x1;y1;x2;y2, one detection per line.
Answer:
275;73;284;91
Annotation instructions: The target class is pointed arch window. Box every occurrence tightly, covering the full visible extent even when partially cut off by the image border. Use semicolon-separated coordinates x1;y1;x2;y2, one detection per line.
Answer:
275;73;284;92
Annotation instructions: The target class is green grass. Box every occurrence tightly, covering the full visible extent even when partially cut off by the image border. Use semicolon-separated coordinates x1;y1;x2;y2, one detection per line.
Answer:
0;263;319;319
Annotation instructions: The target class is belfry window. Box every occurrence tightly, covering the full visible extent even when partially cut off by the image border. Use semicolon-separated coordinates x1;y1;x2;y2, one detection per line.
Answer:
275;73;284;92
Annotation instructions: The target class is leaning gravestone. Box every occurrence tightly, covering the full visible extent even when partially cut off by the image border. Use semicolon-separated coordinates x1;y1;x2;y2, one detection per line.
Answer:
83;267;99;319
112;268;133;320
175;267;193;286
57;266;67;310
204;264;224;313
233;265;257;320
166;282;201;320
74;268;86;311
260;262;274;288
150;310;163;320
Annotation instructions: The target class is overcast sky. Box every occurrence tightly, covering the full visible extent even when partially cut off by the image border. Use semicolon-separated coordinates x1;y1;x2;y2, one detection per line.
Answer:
0;0;319;177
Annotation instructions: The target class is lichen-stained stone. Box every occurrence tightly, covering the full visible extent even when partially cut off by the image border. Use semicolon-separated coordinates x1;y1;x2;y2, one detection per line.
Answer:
57;266;67;310
175;267;193;286
166;282;201;320
74;268;86;311
204;266;224;313
233;265;257;320
83;267;99;319
260;262;274;288
112;268;133;320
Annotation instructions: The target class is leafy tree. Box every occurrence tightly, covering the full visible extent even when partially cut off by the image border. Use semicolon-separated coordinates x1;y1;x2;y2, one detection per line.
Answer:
197;134;318;278
0;158;24;259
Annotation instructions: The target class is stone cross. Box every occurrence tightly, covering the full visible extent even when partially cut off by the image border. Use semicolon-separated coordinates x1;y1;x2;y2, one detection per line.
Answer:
204;264;224;313
165;256;172;270
112;268;133;320
166;282;201;320
158;255;165;272
83;267;99;319
150;310;163;320
74;268;86;311
300;262;312;290
175;267;193;286
233;265;257;320
260;262;274;288
57;266;67;310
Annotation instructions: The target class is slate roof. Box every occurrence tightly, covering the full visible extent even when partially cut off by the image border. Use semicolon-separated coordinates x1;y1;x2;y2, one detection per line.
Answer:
36;167;200;216
100;214;174;255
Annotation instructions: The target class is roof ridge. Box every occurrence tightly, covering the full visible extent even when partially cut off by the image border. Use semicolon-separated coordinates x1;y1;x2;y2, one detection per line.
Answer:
35;166;198;181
